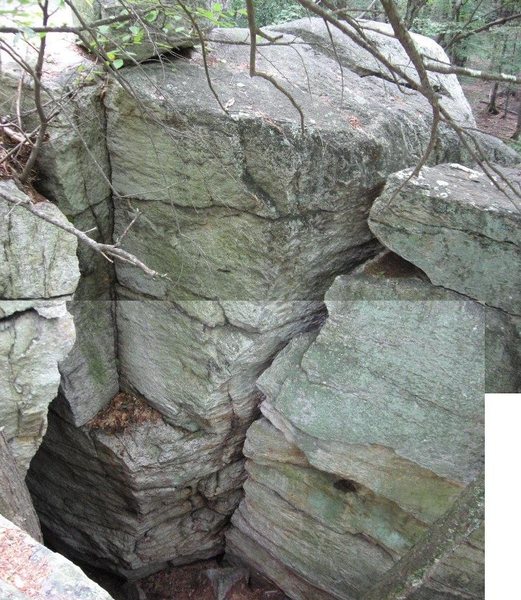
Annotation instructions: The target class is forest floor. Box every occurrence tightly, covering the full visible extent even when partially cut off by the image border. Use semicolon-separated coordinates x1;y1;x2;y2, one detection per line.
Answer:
462;78;520;142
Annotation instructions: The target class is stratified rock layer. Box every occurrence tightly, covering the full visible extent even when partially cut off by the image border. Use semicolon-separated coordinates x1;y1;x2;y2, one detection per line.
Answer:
227;252;485;600
369;163;521;315
363;471;484;600
20;18;513;588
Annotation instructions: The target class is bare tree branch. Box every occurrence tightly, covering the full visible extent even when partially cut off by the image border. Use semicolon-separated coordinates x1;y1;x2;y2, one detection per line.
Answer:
0;186;166;279
19;0;50;184
449;11;521;47
245;0;305;132
425;60;521;85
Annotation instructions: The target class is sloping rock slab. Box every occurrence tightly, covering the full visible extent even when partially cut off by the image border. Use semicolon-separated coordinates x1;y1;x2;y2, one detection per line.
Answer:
0;514;113;600
369;163;521;315
329;251;520;393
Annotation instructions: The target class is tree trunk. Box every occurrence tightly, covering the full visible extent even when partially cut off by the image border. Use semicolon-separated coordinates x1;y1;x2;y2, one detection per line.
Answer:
0;430;42;542
488;82;500;114
502;85;512;118
404;0;429;29
511;98;521;139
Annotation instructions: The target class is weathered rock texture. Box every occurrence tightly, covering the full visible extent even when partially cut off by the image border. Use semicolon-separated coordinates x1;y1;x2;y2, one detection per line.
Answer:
227;251;486;599
23;17;493;578
0;301;76;472
362;470;484;600
71;0;214;62
0;431;42;542
0;514;114;600
0;179;79;474
1;38;118;428
369;163;521;316
2;16;512;594
324;250;520;393
0;181;79;299
0;177;80;588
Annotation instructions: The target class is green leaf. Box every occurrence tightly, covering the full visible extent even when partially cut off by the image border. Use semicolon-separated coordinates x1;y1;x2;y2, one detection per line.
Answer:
112;58;124;70
145;9;159;23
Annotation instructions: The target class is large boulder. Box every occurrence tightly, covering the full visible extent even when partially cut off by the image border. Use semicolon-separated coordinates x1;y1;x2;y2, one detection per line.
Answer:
227;251;485;599
369;163;521;316
105;22;480;302
24;18;505;581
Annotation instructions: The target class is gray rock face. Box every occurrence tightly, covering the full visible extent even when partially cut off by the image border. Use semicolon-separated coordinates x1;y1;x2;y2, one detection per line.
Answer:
228;252;485;600
363;472;484;600
0;301;76;472
18;18;505;589
327;251;521;393
0;514;114;600
369;163;521;316
1;42;118;425
1;42;119;427
58;298;119;426
29;302;324;578
0;180;78;472
0;430;42;542
0;181;79;299
275;18;474;127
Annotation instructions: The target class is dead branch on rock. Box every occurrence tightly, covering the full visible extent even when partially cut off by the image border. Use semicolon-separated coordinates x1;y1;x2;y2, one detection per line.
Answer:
0;185;166;279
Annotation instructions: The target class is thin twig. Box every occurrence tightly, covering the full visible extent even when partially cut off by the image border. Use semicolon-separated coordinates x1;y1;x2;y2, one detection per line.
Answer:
176;0;228;114
245;0;305;132
0;186;166;279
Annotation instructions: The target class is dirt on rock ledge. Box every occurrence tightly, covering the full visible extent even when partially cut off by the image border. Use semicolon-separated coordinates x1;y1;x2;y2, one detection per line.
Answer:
133;560;289;600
